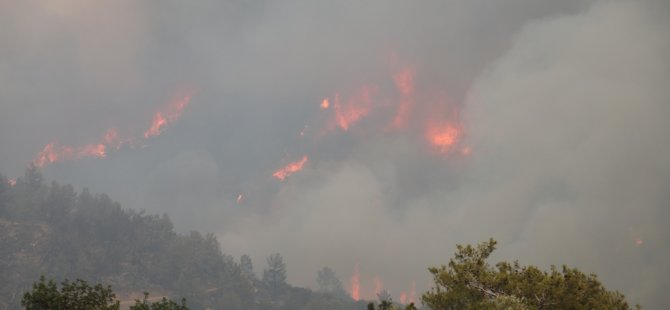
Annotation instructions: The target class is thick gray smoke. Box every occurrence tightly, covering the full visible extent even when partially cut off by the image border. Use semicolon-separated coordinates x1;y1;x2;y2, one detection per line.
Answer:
1;0;668;307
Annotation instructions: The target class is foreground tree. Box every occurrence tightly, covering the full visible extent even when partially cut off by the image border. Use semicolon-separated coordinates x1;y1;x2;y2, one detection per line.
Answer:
240;254;256;280
22;276;120;310
263;253;287;302
316;267;347;298
422;239;637;310
367;300;418;310
130;292;189;310
22;277;189;310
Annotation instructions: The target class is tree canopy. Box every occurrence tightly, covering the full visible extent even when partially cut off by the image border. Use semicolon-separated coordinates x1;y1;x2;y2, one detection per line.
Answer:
1;168;639;309
422;239;637;310
21;276;120;310
21;276;189;310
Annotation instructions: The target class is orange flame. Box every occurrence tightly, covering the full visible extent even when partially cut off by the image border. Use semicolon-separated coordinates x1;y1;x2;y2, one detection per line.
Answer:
393;67;414;96
399;292;407;304
321;98;330;109
390;64;415;128
80;143;107;158
34;142;107;167
144;94;192;139
351;263;360;301
32;89;196;168
426;122;461;153
103;128;124;150
374;276;383;296
272;155;308;181
35;143;59;167
332;86;377;131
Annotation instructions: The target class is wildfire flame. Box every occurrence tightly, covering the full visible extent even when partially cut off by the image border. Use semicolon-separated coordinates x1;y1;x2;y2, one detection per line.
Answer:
144;94;192;139
103;128;124;150
331;86;377;131
34;142;107;167
272;155;308;181
374;276;383;296
351;263;360;301
400;292;407;304
426;121;461;153
32;89;196;168
315;55;468;159
393;67;415;96
391;67;415;128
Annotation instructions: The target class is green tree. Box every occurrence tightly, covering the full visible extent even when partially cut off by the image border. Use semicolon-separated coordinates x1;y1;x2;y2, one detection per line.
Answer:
367;300;417;310
240;254;256;280
21;276;120;310
377;289;392;303
263;253;287;301
422;238;637;310
316;266;347;298
129;292;189;310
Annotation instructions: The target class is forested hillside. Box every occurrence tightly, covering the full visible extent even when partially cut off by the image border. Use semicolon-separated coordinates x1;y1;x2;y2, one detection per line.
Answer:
0;167;636;309
0;166;363;310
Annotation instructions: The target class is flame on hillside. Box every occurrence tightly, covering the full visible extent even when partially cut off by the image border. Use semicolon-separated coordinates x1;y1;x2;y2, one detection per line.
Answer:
34;142;107;167
374;276;383;296
32;89;196;167
331;86;377;131
351;263;360;301
272;155;308;181
144;94;192;139
426;121;462;153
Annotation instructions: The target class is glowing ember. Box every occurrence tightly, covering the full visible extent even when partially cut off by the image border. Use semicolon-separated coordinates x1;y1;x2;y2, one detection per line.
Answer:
321;98;330;109
272;155;308;181
144;95;192;139
635;238;644;246
426;122;461;153
350;263;360;301
8;179;16;187
461;146;472;156
236;194;243;204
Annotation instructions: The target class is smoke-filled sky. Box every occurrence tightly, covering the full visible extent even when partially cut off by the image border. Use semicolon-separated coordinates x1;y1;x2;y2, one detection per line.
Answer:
1;0;669;307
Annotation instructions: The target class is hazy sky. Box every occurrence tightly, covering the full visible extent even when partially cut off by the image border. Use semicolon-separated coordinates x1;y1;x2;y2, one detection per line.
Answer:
1;0;669;307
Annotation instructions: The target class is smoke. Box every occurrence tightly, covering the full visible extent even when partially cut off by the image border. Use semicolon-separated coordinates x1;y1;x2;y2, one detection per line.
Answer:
1;0;668;307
